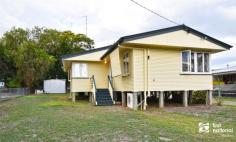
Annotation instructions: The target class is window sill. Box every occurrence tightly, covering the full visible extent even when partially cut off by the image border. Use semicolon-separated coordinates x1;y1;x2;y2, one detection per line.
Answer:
180;72;212;75
122;73;130;77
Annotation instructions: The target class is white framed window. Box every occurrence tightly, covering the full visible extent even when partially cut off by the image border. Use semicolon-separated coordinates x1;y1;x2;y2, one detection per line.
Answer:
204;53;210;72
123;52;129;74
191;52;195;72
182;50;191;72
72;63;88;78
181;51;210;73
197;53;203;72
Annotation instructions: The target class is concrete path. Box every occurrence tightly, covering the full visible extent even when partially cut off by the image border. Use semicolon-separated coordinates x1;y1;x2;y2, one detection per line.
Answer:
224;101;236;106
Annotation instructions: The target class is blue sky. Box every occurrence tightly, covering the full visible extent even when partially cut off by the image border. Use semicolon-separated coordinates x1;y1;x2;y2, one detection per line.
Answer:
0;0;235;69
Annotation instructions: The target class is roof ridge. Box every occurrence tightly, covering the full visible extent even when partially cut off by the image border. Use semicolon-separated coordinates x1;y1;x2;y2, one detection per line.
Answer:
101;25;232;59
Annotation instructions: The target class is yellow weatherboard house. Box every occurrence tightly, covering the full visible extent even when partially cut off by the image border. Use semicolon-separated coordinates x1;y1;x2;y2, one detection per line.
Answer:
61;25;232;110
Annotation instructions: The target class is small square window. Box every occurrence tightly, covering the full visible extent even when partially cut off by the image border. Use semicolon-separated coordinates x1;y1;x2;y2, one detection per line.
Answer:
72;63;88;77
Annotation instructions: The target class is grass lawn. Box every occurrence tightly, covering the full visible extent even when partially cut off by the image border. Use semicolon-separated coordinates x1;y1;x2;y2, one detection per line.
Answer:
0;94;235;142
220;97;236;102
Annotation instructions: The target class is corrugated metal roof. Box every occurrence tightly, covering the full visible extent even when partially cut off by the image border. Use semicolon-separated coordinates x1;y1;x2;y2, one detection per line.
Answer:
101;24;233;59
212;66;236;75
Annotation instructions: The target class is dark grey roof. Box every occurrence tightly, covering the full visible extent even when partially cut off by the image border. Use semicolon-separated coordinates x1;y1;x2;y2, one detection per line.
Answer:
61;45;112;60
101;24;233;59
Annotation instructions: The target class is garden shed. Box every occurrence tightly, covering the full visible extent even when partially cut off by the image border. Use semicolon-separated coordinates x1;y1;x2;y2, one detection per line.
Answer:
44;79;66;93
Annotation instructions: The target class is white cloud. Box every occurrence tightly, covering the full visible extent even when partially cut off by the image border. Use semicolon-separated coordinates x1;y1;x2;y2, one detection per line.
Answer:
218;6;236;20
0;0;235;68
211;36;236;69
0;0;226;44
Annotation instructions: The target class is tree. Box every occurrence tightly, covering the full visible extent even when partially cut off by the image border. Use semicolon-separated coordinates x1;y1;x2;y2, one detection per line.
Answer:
15;41;55;89
0;41;8;79
0;58;8;80
38;29;94;79
0;27;94;89
0;30;26;84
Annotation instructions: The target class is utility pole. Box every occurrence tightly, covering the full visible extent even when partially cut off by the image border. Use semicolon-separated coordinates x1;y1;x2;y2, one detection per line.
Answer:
218;76;221;97
67;16;87;36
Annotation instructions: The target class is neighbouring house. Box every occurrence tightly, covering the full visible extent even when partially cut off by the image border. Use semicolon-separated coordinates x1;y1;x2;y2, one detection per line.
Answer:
213;66;236;96
61;25;232;110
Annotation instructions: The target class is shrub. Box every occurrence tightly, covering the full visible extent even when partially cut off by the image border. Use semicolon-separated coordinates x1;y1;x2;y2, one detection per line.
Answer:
191;91;207;104
6;78;21;88
215;97;223;106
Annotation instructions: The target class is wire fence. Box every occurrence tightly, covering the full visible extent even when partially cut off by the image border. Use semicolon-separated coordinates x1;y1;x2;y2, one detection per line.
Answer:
0;88;30;100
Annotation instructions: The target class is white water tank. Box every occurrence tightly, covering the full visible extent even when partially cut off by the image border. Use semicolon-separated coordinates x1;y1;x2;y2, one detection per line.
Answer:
44;79;66;93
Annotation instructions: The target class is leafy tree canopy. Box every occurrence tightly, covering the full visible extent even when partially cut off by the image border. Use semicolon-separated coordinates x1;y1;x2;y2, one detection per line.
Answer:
0;27;94;89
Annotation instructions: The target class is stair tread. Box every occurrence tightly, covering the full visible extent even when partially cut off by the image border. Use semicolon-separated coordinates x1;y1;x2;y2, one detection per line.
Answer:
97;101;113;103
97;104;113;106
96;93;110;95
96;95;111;97
97;99;113;101
95;88;113;106
96;97;112;99
97;98;112;101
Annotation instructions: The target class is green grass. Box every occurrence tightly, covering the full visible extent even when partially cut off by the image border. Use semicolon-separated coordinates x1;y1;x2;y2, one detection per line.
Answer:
0;94;235;142
220;97;236;102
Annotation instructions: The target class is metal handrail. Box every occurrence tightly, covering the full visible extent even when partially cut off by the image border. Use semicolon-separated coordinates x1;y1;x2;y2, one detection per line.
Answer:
90;75;97;105
90;75;97;90
108;76;114;89
108;76;114;103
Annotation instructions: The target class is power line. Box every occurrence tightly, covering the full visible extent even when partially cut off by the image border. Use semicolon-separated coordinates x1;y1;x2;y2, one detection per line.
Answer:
129;0;179;25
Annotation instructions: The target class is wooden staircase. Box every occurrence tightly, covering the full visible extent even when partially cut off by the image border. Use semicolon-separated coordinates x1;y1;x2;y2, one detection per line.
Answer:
96;89;113;106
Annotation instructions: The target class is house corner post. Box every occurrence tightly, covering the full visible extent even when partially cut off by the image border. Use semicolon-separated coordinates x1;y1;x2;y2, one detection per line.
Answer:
140;93;143;110
72;92;76;102
159;91;164;108
69;92;72;99
183;91;188;107
122;92;126;107
207;90;213;105
133;92;138;110
144;92;147;110
89;92;92;102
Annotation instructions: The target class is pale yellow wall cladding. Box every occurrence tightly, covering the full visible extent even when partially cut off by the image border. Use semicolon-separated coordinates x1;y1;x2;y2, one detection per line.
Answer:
127;30;227;51
71;78;90;92
110;48;134;91
65;49;108;61
110;46;213;92
63;48;109;71
110;48;121;77
147;48;213;91
133;48;144;91
71;61;109;92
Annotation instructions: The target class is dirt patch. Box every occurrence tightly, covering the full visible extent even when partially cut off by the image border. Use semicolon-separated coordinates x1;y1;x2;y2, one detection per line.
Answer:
96;105;130;113
0;98;21;117
164;105;223;116
0;111;7;117
224;101;236;106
